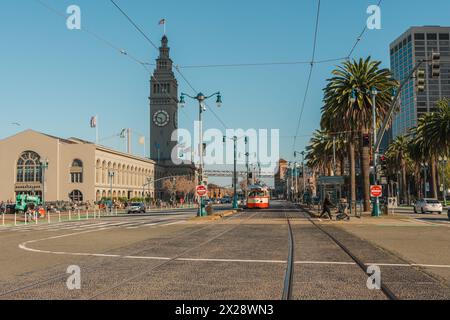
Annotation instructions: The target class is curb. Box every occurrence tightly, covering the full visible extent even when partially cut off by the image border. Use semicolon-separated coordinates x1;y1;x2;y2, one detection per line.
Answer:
190;209;240;222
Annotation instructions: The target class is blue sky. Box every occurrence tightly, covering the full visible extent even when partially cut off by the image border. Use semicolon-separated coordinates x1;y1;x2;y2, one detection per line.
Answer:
1;0;450;180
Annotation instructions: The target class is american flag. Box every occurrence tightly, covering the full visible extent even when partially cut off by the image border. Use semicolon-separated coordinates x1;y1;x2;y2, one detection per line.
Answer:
90;116;97;128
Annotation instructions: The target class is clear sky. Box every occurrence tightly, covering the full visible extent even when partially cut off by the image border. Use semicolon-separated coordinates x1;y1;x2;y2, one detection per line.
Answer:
1;0;450;186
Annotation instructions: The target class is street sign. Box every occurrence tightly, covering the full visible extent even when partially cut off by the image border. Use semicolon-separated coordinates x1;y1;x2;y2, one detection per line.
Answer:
196;185;208;197
380;177;387;185
370;185;383;198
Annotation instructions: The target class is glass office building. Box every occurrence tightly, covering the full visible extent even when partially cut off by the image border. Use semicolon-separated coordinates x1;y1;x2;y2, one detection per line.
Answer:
390;26;450;138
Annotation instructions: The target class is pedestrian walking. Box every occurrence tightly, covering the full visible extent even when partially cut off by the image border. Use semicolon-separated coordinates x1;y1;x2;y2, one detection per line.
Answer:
320;196;333;220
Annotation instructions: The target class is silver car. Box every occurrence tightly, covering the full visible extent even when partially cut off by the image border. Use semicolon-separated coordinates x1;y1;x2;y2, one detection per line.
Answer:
126;202;146;214
414;199;443;214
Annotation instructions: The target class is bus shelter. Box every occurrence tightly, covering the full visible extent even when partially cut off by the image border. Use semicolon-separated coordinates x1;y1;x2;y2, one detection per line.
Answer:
317;176;345;204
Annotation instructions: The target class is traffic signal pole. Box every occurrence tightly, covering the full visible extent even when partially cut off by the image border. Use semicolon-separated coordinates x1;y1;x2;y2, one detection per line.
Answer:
376;57;436;152
371;88;380;217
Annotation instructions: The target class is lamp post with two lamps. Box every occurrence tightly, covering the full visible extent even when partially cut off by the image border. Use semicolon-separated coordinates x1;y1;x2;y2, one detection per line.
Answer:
179;91;222;216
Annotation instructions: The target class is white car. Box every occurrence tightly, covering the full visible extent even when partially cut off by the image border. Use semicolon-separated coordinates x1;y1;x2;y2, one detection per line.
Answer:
414;198;443;214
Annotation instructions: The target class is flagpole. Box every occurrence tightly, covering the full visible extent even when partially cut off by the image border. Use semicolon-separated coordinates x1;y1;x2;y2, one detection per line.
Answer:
96;115;99;144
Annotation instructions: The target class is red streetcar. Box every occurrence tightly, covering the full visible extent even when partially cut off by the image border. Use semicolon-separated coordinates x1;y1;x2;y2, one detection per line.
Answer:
247;185;270;209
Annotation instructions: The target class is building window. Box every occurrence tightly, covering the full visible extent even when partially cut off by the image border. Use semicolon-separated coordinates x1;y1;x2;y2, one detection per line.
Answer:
70;159;83;183
69;190;83;202
17;151;41;183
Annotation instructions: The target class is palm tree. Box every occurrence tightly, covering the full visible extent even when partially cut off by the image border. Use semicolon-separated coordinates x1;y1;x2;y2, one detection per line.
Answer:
322;57;398;211
386;135;411;204
305;130;334;176
414;98;450;198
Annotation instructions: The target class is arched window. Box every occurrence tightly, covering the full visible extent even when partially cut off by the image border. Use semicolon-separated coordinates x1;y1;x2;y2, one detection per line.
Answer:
17;151;41;183
70;159;83;183
69;190;83;202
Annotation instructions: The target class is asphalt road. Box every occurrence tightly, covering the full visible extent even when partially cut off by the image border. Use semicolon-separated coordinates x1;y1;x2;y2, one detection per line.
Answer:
0;201;448;300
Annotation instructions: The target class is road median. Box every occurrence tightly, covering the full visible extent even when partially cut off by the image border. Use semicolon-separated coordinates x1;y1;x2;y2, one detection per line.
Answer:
189;209;241;222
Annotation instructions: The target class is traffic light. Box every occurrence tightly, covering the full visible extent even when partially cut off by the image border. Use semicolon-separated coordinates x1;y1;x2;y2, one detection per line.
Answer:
416;69;426;92
380;155;388;172
431;52;441;78
362;133;371;147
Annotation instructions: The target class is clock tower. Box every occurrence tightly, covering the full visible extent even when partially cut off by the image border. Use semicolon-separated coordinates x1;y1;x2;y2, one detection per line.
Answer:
150;35;178;164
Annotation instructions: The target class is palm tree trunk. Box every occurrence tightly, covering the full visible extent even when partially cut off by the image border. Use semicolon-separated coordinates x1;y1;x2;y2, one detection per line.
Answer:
339;156;345;176
401;160;408;205
349;142;356;212
431;156;438;199
361;133;371;212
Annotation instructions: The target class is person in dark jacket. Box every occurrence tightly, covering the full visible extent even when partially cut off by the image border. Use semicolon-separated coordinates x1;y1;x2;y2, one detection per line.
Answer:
320;196;333;220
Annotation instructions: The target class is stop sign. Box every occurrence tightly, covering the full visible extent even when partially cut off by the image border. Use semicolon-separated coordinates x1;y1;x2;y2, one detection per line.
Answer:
196;185;208;197
370;185;383;198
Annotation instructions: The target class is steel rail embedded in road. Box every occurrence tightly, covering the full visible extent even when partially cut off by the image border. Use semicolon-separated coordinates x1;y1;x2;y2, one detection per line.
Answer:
282;211;295;300
86;211;260;300
297;204;399;300
0;211;246;299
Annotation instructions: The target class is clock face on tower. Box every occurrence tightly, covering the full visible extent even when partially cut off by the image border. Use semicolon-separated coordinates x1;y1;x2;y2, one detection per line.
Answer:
153;110;170;127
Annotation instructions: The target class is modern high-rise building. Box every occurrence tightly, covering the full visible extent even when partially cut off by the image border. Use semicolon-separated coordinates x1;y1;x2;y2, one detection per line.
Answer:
390;26;450;138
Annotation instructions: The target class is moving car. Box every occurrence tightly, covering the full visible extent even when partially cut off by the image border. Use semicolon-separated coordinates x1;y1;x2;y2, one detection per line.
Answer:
126;202;146;214
414;198;443;214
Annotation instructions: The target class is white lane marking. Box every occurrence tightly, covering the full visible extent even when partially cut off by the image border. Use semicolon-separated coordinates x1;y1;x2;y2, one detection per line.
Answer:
177;257;287;264
18;220;450;269
295;261;356;265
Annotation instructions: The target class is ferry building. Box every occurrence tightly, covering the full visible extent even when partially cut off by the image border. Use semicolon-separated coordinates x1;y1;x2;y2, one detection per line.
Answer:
0;35;195;203
0;130;162;203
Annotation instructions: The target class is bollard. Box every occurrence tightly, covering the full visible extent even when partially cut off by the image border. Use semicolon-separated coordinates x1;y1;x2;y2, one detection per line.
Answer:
35;212;38;225
48;212;50;224
2;213;4;226
58;211;61;223
15;212;17;226
69;210;72;221
78;210;81;221
86;210;89;220
115;208;118;216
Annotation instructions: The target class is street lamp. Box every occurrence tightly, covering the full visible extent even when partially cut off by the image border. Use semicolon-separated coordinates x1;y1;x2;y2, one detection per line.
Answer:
438;156;448;206
179;91;222;217
350;87;396;217
223;135;248;210
40;158;49;209
294;151;306;203
108;170;115;213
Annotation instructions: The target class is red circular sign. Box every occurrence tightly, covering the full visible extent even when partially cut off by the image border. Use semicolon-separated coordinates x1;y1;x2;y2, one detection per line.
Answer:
196;185;208;197
370;185;383;198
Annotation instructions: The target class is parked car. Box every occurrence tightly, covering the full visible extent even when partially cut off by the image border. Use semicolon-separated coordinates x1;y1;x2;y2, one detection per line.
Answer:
221;197;231;204
126;202;146;214
414;198;443;214
6;204;16;214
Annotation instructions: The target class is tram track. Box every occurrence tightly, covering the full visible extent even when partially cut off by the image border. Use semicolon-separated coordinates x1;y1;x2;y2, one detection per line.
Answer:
295;203;398;300
0;210;247;299
281;210;295;300
86;211;259;300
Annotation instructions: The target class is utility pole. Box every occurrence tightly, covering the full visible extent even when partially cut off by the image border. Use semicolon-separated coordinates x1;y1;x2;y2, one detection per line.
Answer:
302;151;306;203
332;136;336;176
179;91;222;217
233;136;238;209
40;159;49;209
371;87;380;217
108;170;115;213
